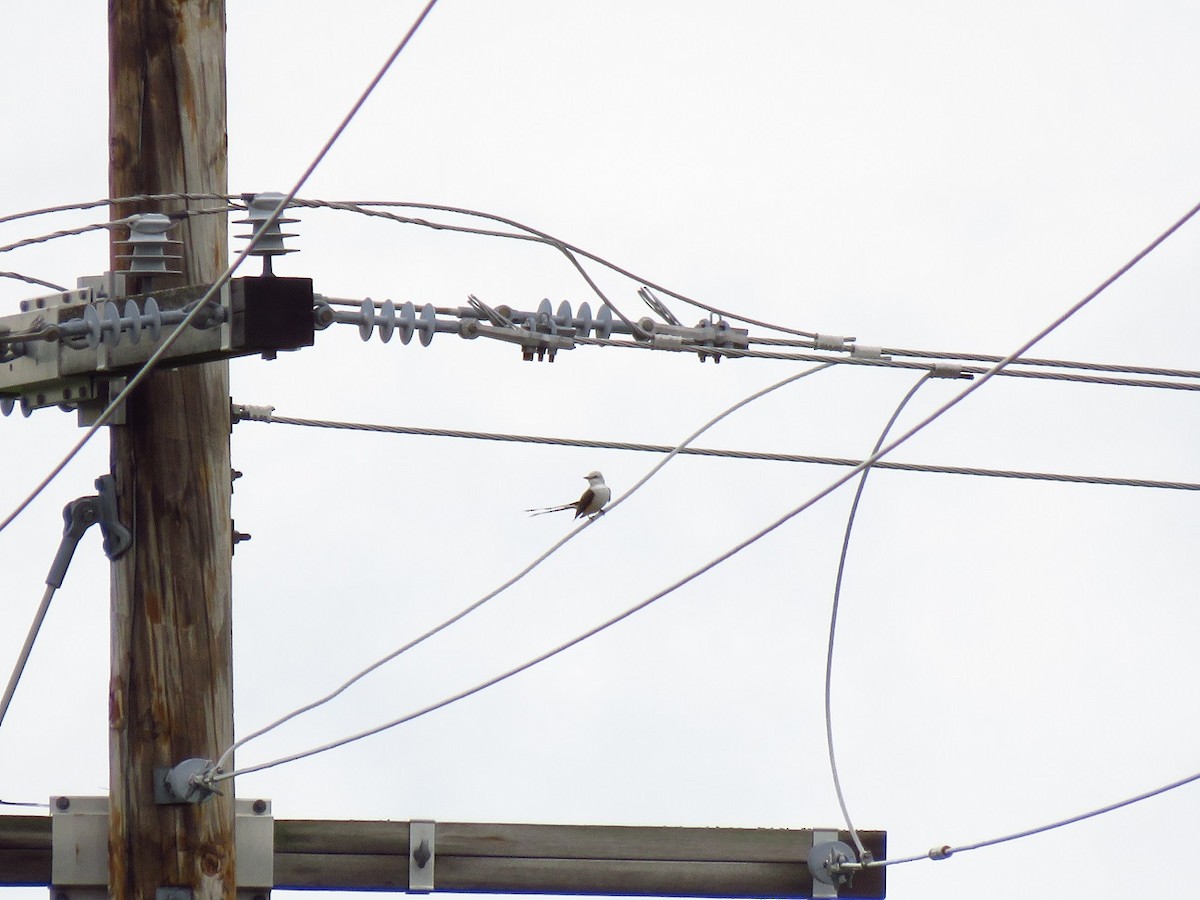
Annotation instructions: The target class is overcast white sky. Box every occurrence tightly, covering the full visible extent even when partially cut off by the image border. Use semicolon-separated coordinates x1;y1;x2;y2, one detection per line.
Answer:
3;3;1200;899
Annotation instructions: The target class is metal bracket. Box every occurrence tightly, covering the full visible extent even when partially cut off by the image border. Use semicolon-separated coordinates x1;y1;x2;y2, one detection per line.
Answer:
409;820;436;893
45;475;132;588
50;795;107;900
154;758;220;805
51;796;272;899
808;830;856;899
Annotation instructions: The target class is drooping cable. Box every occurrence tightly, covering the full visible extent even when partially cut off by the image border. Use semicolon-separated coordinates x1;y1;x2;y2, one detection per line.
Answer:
213;362;837;774
825;373;932;860
208;197;1200;784
0;0;442;537
292;197;820;339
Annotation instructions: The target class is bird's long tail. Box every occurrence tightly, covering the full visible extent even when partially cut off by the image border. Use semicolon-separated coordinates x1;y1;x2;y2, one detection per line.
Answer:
526;503;574;516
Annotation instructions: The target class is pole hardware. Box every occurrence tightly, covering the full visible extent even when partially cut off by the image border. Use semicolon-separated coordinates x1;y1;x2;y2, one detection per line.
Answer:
50;795;107;900
48;796;271;897
807;830;862;899
117;213;183;276
154;758;221;805
0;276;315;420
237;191;300;276
45;475;132;588
929;361;973;379
326;293;751;363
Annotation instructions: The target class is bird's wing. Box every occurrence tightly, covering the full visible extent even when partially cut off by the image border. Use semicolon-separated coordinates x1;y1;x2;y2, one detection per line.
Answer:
573;488;596;516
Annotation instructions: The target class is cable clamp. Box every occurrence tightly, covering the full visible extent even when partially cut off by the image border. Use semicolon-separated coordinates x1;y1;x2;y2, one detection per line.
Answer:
928;844;954;860
635;316;748;362
463;319;575;362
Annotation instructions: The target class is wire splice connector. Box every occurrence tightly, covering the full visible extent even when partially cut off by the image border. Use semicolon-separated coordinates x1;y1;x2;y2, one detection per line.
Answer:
930;362;972;379
814;333;855;352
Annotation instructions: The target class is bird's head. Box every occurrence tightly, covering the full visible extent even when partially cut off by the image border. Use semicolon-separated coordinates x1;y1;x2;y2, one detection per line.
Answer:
584;470;604;484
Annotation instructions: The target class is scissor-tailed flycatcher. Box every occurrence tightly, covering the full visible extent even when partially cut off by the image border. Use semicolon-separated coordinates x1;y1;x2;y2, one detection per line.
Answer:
527;471;611;518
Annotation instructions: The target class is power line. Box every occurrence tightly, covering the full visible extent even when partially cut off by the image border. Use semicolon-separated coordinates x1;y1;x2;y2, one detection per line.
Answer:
291;197;822;339
0;1;442;538
856;768;1200;870
825;372;931;862
0;271;68;292
213;362;837;776
209;195;1200;785
0;204;241;264
231;406;1200;492
750;335;1200;382
0;222;111;256
0;192;237;228
575;336;1200;391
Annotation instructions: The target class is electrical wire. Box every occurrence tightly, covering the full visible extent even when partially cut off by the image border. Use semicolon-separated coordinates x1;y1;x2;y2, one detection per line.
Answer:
825;373;932;860
209;196;1200;784
850;767;1200;870
573;335;1200;391
0;272;68;292
749;335;1200;382
0;584;57;731
297;200;648;340
316;292;1200;392
0;192;237;227
233;407;1200;492
0;0;442;538
0;204;242;263
936;768;1200;858
0;222;112;256
213;362;837;775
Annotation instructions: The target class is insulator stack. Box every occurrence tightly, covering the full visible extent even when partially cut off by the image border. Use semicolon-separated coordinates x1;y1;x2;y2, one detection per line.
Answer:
236;192;299;274
357;299;441;346
117;213;182;276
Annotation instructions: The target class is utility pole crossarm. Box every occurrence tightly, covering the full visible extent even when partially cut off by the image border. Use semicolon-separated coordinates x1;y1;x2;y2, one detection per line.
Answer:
0;815;885;898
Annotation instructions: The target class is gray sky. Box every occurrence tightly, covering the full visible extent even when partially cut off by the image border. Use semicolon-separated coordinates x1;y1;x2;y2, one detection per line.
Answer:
3;3;1200;898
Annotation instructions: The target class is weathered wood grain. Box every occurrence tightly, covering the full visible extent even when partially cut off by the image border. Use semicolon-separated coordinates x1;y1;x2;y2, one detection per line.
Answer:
108;2;232;899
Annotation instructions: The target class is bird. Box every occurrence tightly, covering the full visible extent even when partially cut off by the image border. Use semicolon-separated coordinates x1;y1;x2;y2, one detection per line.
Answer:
527;471;611;518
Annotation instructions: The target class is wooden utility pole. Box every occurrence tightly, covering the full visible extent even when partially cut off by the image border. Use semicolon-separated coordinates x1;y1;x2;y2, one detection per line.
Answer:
108;3;234;899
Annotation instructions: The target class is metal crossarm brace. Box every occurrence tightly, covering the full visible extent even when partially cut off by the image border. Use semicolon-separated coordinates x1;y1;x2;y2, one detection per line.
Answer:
0;275;314;419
